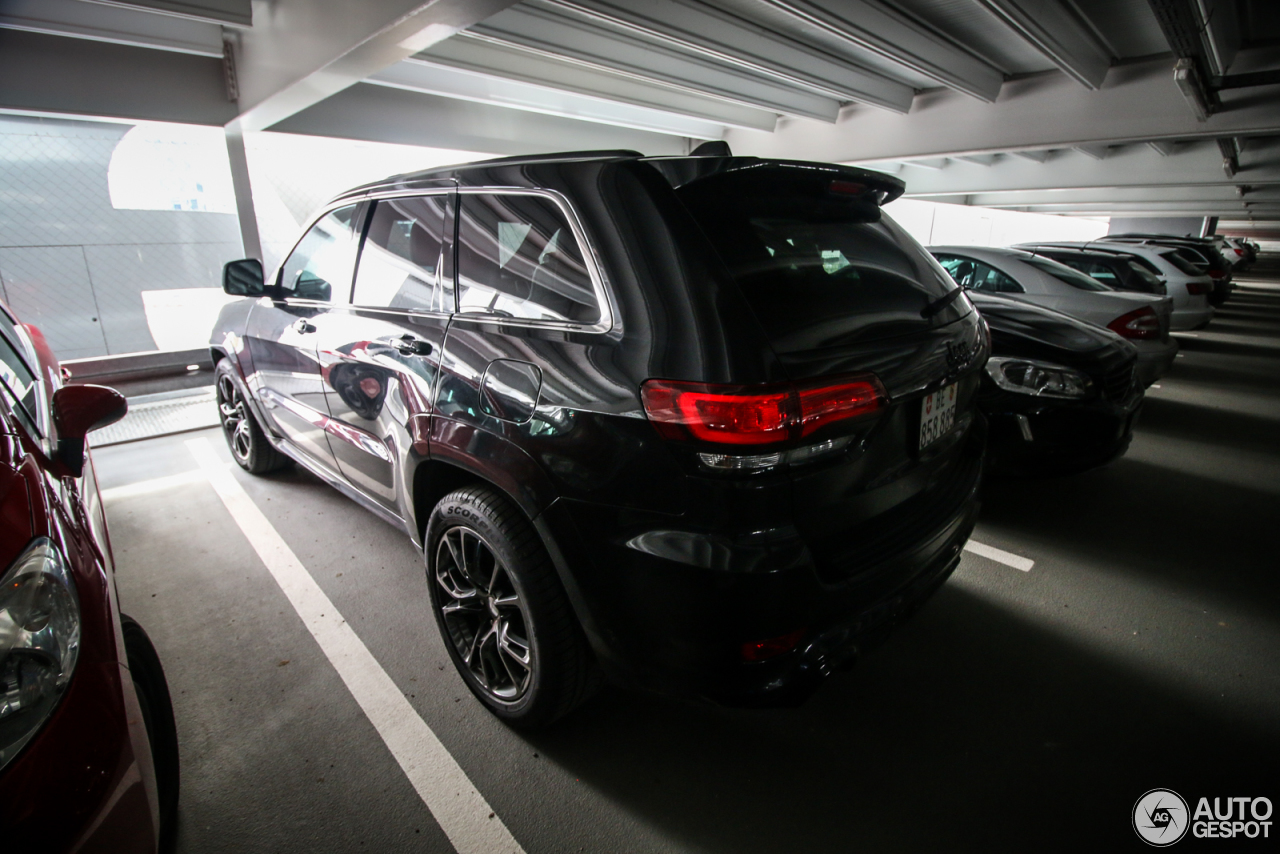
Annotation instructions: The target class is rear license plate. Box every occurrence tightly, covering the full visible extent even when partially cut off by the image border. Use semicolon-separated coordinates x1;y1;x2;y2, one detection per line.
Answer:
919;384;957;450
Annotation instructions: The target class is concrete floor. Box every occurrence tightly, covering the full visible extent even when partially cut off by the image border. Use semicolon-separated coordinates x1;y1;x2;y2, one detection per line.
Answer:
94;274;1280;853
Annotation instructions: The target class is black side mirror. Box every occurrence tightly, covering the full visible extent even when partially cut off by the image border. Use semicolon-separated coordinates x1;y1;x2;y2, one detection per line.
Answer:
52;384;127;477
223;258;266;296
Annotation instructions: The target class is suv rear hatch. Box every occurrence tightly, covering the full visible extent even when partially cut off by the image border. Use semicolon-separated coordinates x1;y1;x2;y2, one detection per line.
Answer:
645;157;987;586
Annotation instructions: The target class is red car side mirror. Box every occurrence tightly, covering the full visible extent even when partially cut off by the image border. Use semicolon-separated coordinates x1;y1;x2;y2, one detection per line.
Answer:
52;384;127;477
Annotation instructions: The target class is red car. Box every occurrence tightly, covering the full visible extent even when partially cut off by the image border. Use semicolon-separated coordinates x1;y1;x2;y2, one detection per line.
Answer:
0;300;178;851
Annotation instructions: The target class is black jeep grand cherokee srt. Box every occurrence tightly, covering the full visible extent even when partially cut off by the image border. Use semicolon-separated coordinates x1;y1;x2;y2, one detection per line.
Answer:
211;150;988;727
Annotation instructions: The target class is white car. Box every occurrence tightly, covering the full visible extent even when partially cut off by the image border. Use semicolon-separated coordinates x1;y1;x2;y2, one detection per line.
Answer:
1015;241;1214;330
930;246;1179;386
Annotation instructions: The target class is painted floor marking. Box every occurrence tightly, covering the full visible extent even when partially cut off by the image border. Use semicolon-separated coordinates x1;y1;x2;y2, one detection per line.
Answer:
964;540;1035;572
186;438;524;854
101;467;225;502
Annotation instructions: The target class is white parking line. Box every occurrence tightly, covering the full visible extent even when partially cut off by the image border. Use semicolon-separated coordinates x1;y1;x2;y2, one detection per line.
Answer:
185;438;524;854
100;468;212;502
964;540;1035;572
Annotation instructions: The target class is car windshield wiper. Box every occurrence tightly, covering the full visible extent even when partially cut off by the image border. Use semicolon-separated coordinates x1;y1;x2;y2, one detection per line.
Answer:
921;287;966;318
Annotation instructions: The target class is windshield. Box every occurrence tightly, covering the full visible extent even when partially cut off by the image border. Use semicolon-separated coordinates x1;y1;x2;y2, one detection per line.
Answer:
1021;255;1113;291
675;168;963;350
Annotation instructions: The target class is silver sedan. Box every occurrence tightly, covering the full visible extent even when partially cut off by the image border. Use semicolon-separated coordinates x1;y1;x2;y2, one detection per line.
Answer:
930;246;1179;386
1014;241;1214;330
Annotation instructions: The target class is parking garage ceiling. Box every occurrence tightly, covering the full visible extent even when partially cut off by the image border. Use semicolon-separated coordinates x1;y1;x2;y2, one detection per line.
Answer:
1;0;1278;230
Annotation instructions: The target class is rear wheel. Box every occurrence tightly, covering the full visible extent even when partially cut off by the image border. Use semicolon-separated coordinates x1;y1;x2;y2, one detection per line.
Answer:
425;486;599;728
215;360;288;474
121;615;179;853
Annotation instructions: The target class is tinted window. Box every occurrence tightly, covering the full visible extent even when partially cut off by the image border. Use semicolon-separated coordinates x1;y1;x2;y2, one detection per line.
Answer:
677;171;963;347
1164;250;1206;275
278;205;358;303
935;255;1024;294
1076;260;1121;287
456;194;599;324
1126;261;1165;291
354;195;449;312
1022;255;1112;291
0;312;42;437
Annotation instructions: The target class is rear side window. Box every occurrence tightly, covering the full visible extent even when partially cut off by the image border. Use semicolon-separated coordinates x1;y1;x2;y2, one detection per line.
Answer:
456;193;599;324
278;205;358;302
676;169;962;346
1022;255;1112;291
934;255;1023;294
354;195;450;312
0;312;42;438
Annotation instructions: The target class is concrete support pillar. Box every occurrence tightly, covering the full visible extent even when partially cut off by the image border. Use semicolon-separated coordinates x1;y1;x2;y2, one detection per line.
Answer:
224;122;260;261
1200;216;1219;237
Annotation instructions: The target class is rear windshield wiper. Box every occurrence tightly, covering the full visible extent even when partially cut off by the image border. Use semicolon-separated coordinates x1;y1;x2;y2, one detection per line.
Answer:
921;287;966;318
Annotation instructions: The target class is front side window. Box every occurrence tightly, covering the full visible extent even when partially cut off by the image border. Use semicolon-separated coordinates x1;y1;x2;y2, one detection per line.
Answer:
354;195;449;313
456;193;599;324
277;205;358;303
935;255;1024;294
0;311;42;438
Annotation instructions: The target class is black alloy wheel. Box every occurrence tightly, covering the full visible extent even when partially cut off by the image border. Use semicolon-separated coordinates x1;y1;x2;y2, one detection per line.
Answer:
214;360;288;474
425;486;600;728
435;526;533;701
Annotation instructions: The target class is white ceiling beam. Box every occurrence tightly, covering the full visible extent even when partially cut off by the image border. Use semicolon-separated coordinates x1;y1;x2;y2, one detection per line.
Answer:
232;0;520;132
954;154;1001;166
951;185;1280;207
539;0;914;112
0;0;223;56
1148;140;1183;156
751;0;1005;102
1009;150;1054;162
889;139;1280;196
0;27;235;124
88;0;250;27
972;0;1111;89
904;158;949;170
461;3;840;121
268;81;690;156
724;53;1280;164
368;58;728;139
1073;143;1110;160
419;32;779;131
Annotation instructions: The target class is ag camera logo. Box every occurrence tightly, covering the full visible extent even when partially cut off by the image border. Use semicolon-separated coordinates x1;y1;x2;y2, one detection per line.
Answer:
1134;789;1190;846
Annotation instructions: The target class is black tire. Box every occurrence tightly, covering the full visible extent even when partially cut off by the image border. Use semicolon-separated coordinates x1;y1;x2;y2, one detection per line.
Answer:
215;359;289;474
120;615;180;853
425;486;599;729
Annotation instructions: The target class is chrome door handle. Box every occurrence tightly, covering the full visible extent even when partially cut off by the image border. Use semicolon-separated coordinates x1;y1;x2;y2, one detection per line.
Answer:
293;318;316;334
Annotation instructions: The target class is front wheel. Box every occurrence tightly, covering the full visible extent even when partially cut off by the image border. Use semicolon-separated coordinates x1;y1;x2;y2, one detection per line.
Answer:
425;486;599;729
215;360;288;474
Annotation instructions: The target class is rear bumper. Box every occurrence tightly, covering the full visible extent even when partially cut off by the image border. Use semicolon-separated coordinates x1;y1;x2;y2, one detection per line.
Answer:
533;425;985;707
1170;305;1213;331
1134;338;1179;385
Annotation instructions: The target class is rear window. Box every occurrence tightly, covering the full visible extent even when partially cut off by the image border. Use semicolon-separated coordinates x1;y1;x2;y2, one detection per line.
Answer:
674;168;962;348
1162;250;1205;275
1021;255;1112;291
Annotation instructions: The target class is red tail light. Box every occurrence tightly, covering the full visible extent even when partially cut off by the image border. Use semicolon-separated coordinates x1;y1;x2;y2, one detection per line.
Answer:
1185;280;1210;295
741;629;806;662
641;374;885;447
1107;306;1161;340
1208;268;1225;280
